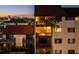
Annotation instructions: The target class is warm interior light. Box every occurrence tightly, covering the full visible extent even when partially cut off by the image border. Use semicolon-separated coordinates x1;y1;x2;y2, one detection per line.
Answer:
36;27;51;36
55;28;62;32
36;16;40;21
75;17;79;21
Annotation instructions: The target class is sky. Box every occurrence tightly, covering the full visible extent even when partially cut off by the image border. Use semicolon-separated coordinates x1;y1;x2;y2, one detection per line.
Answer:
0;5;79;18
62;5;79;8
0;5;34;18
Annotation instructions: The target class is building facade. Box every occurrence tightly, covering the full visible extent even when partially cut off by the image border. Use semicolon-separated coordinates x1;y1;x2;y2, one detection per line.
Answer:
52;16;79;54
35;5;79;54
35;16;79;54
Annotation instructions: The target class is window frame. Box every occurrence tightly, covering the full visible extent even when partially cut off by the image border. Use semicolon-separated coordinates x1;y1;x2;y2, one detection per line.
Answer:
55;38;62;44
68;50;75;54
68;27;75;32
55;50;62;54
39;37;49;44
68;38;75;44
55;27;62;32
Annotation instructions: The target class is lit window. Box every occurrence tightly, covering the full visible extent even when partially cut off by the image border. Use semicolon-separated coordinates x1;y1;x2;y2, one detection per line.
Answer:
36;17;40;21
36;27;51;36
3;43;6;47
45;16;49;20
36;16;46;25
62;16;65;20
55;28;62;32
75;17;79;21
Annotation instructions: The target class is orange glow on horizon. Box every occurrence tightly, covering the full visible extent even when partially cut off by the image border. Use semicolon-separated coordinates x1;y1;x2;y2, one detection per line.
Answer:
0;12;34;18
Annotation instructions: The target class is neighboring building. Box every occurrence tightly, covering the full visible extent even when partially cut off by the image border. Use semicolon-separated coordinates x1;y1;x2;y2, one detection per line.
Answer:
3;25;34;47
0;17;35;53
35;5;79;54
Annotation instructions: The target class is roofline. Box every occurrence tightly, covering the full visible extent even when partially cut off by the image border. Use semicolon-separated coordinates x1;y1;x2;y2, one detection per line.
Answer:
35;5;79;16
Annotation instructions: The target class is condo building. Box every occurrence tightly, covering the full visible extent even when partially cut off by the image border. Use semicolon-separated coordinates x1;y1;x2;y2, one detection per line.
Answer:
35;5;79;54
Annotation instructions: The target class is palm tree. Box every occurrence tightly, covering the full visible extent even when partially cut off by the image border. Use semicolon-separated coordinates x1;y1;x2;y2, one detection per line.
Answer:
45;16;61;53
11;17;26;25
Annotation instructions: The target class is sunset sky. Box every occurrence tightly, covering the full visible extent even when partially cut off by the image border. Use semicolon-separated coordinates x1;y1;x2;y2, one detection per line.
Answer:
0;5;34;18
62;5;79;8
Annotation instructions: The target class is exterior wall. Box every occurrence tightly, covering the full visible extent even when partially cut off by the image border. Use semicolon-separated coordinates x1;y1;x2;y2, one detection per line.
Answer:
52;16;79;54
14;35;26;47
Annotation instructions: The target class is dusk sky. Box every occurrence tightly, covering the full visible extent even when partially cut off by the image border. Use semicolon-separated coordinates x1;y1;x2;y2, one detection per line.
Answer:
62;5;79;8
0;5;34;18
0;5;79;18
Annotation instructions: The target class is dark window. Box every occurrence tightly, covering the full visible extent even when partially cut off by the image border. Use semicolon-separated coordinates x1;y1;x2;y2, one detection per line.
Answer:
6;34;11;40
26;35;33;44
39;37;48;44
55;38;62;44
66;16;75;20
68;50;75;54
54;16;62;21
0;26;4;32
68;38;75;44
26;35;33;40
68;28;75;32
55;50;62;54
0;34;3;38
6;35;14;40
